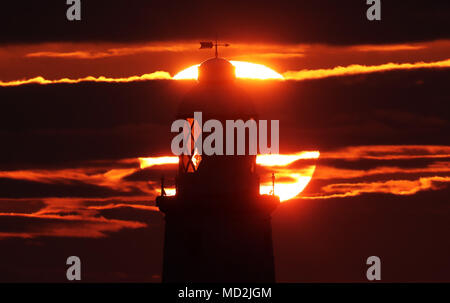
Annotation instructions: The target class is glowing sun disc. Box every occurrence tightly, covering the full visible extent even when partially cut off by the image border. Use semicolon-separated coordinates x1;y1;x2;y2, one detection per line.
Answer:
173;61;284;80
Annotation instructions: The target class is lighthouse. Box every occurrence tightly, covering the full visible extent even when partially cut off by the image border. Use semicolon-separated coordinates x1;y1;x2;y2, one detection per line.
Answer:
157;54;280;282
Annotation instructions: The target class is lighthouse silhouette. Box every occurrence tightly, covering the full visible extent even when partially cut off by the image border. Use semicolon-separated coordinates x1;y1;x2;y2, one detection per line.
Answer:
157;54;280;282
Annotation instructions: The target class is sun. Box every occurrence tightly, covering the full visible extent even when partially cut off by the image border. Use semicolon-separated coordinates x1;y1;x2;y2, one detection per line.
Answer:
173;61;284;80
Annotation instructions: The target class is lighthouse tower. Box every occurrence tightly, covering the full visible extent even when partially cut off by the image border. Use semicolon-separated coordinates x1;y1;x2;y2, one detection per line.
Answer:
157;56;280;282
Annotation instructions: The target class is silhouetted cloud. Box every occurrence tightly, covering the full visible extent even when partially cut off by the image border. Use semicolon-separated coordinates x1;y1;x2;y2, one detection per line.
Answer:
0;177;144;199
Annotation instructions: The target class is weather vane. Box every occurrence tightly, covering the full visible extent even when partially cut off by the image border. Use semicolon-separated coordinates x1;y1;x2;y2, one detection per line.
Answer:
199;39;229;58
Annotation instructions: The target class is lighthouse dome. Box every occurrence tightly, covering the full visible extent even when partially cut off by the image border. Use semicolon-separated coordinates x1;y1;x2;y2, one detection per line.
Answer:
177;57;256;121
198;57;236;83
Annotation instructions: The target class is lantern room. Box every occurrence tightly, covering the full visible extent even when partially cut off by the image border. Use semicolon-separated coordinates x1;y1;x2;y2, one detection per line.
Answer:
175;57;260;200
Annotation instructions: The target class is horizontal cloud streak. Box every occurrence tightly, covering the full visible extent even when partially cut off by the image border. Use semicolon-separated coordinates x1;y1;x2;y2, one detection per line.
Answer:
87;203;159;212
0;212;146;239
283;59;450;80
351;44;426;52
302;145;450;199
320;145;450;161
0;72;171;87
304;176;450;199
1;59;450;87
25;44;196;59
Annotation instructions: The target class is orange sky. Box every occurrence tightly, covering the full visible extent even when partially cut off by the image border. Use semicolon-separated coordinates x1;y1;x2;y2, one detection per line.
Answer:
0;40;449;239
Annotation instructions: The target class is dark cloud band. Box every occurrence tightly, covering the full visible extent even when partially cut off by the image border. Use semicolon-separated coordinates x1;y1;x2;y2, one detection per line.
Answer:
1;0;449;45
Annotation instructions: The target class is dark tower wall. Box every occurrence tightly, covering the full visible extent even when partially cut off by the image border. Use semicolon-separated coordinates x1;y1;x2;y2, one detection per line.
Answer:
158;195;278;282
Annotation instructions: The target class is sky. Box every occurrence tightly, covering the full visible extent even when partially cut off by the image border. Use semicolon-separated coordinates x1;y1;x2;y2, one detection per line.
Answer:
0;0;449;282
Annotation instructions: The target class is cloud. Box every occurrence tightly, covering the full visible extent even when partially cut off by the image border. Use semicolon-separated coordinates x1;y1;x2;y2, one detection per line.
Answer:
351;44;427;52
1;1;449;45
319;145;450;161
0;197;159;239
306;176;450;199
313;162;450;182
0;173;147;199
300;145;450;199
1;58;449;87
25;44;196;59
0;212;146;239
283;59;450;80
87;203;159;212
91;204;162;223
0;72;171;87
0;199;46;214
